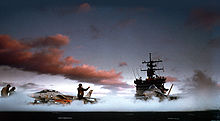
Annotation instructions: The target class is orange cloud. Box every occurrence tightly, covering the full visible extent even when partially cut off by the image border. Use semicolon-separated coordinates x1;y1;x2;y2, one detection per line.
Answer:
0;35;30;52
30;34;69;48
165;76;178;82
119;62;128;67
77;3;91;13
65;65;123;84
0;34;130;89
65;56;80;65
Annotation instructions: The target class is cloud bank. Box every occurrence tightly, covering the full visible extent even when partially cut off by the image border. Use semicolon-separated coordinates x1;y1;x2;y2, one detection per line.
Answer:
0;34;130;89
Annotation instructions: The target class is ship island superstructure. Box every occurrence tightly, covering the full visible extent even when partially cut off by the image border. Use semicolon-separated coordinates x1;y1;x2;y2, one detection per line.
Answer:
134;53;169;97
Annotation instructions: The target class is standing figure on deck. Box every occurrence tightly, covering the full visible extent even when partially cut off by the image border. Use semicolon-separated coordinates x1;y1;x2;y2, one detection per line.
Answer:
1;84;11;97
77;84;90;100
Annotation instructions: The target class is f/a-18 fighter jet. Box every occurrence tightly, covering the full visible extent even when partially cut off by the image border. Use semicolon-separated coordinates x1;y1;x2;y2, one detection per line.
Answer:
29;89;98;105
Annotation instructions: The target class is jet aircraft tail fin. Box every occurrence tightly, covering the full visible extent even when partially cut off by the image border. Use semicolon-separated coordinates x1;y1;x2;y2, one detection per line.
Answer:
85;90;93;98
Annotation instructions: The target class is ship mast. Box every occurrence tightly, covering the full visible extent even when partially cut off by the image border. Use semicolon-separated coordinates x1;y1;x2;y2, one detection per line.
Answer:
141;53;164;79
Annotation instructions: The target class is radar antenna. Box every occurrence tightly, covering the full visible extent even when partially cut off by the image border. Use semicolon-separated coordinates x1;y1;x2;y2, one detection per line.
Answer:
141;53;164;79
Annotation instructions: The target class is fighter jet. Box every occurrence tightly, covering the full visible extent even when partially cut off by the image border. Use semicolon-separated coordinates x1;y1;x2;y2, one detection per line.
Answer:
29;89;98;105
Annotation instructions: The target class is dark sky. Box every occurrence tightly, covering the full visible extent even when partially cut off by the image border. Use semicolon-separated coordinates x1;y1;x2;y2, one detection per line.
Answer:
0;0;220;91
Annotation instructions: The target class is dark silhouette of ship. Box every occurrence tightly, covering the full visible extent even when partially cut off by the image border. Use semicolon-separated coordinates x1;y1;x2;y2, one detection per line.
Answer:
134;53;178;101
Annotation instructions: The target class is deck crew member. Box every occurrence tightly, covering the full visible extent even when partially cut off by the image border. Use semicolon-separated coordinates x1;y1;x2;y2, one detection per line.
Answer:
1;84;11;97
77;84;90;100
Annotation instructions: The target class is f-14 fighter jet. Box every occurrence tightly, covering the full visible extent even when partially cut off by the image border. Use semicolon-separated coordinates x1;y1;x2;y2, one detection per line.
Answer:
29;89;98;105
